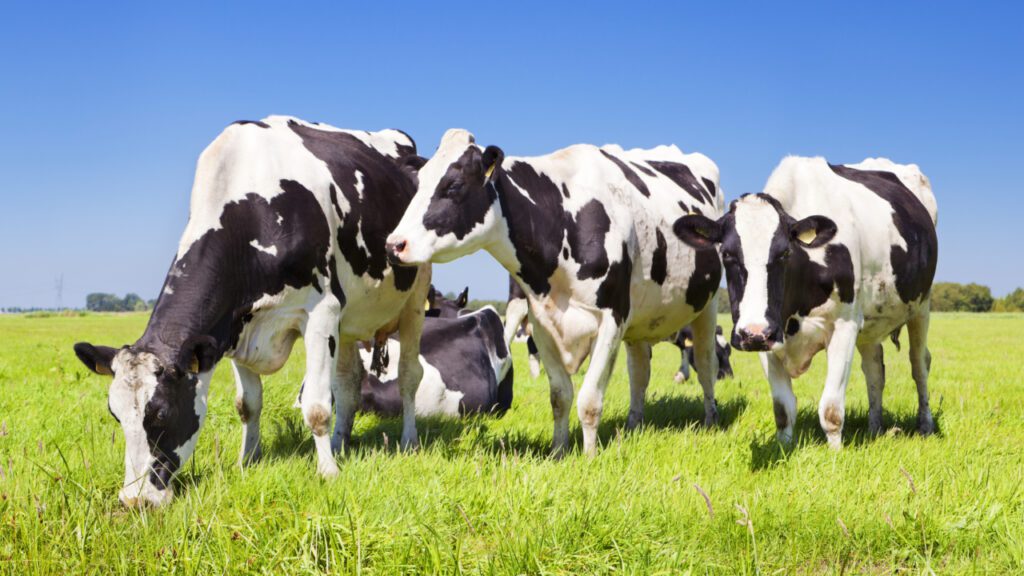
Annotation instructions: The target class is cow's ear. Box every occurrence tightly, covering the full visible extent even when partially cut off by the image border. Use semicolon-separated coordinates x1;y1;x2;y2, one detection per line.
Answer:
426;284;438;310
179;336;219;374
790;215;836;248
482;145;504;182
398;154;428;186
425;308;442;318
74;343;118;376
673;215;723;248
456;287;469;308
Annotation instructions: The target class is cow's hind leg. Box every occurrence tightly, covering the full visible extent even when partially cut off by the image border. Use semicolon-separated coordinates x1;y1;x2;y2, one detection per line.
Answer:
859;341;885;435
907;308;935;435
530;326;575;457
625;341;651;430
577;313;624;457
301;298;342;477
761;352;796;444
690;302;720;427
232;361;263;465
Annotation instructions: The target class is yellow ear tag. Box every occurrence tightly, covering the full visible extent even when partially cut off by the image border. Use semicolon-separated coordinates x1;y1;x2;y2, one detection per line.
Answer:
190;357;200;374
424;300;431;311
484;162;496;180
797;228;817;245
684;338;694;347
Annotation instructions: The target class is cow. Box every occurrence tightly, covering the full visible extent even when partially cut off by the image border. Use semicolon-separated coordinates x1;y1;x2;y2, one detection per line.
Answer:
386;129;725;456
670;325;733;383
674;156;937;448
504;275;542;378
72;116;431;506
359;306;513;417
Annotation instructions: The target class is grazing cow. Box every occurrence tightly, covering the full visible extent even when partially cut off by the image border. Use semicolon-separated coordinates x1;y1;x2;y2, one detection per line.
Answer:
72;116;430;506
504;275;542;377
386;129;724;455
675;156;937;448
359;306;514;417
670;325;733;383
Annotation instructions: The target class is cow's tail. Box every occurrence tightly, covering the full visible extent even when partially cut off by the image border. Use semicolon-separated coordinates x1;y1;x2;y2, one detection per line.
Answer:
889;327;902;351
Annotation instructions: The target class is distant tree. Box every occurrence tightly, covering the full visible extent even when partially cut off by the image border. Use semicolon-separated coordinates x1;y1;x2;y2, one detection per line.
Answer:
122;293;147;311
993;287;1024;312
930;282;993;312
85;292;152;312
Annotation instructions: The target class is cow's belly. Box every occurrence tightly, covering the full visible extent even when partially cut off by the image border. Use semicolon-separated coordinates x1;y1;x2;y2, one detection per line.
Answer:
528;293;601;374
856;271;925;343
624;282;704;342
231;289;309;374
337;273;419;341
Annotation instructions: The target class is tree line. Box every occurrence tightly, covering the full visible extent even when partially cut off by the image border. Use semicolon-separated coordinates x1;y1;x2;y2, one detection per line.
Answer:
85;293;156;312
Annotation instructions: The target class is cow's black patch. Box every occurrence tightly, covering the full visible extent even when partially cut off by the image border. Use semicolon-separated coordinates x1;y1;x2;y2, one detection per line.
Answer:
595;243;632;324
564;199;612;280
600;149;650;197
828;164;937;303
561;183;570;199
785;317;801;336
289;121;420;290
498;162;566;294
648;161;711;203
328;335;336;357
701;177;717;198
232;120;270;128
651;228;668;285
781;243;856;325
327;256;346;307
630;161;656;177
143;368;200;488
685;245;722;311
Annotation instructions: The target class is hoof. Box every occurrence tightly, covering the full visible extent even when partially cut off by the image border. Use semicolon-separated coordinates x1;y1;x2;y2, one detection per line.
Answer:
918;414;936;436
239;444;262;467
317;459;340;479
776;428;794;445
625;411;643;431
673;372;685;384
826;432;843;451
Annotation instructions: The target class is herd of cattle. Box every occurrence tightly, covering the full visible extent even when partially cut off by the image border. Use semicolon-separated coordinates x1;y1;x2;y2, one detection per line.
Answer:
72;116;938;506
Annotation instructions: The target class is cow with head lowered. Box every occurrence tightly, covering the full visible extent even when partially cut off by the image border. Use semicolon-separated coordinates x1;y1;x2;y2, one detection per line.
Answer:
675;156;937;448
387;129;724;456
73;116;431;506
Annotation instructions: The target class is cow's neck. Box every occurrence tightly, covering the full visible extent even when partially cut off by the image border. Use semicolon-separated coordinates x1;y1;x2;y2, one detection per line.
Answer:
135;256;242;366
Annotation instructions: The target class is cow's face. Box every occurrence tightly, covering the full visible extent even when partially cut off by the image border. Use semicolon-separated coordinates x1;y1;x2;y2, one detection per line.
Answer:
426;285;469;318
74;339;216;507
387;129;504;265
674;194;836;352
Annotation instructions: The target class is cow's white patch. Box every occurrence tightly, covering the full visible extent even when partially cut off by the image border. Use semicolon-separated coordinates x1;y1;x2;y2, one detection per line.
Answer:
733;197;780;332
249;239;278;256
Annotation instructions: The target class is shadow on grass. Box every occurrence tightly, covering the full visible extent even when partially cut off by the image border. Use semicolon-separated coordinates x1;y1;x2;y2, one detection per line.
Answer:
749;406;944;471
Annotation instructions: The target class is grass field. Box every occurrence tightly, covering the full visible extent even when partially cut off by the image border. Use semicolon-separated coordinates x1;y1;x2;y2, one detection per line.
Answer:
0;312;1021;574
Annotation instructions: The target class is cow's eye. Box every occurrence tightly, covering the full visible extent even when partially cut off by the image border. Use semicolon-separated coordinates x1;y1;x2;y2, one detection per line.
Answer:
154;408;168;425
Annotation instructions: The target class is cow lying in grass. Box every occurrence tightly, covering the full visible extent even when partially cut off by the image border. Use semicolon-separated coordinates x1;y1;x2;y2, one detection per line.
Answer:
669;325;733;383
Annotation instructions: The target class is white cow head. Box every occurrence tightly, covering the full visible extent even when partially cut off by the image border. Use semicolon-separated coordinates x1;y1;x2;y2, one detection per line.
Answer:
386;129;504;265
74;338;216;507
674;194;836;351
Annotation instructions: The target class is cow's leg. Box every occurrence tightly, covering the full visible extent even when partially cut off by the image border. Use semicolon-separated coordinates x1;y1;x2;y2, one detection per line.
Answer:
331;341;363;453
232;361;263;466
907;308;935;435
577;313;624;457
530;325;574;456
690;303;720;427
503;297;528;350
761;352;797;444
625;341;652;430
819;317;860;450
301;298;342;477
395;278;429;451
527;337;542;378
859;341;885;435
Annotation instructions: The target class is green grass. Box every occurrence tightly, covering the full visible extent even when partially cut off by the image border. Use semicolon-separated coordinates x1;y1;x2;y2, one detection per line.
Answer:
0;312;1021;574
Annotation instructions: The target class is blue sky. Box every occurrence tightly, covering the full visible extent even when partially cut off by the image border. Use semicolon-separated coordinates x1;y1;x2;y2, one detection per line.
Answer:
1;1;1021;308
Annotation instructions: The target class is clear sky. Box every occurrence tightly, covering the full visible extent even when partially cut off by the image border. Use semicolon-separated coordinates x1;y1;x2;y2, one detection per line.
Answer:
1;1;1021;308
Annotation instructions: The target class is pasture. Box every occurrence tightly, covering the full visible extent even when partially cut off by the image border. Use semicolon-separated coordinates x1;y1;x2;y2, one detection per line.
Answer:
0;312;1021;574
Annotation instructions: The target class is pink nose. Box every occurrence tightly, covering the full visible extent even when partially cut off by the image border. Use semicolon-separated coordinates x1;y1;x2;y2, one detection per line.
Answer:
742;324;768;337
386;239;407;261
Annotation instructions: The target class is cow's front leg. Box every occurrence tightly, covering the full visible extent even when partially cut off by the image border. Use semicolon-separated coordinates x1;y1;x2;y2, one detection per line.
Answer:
858;341;885;435
690;302;720;426
530;326;574;456
396;274;429;450
761;351;796;444
577;313;624;457
332;341;363;453
625;341;651;430
674;345;691;383
819;316;860;450
301;299;342;477
232;361;263;466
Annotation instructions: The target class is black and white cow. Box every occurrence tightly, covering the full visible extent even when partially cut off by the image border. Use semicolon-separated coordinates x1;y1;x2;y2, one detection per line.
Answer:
72;116;431;506
675;156;937;448
426;284;469;318
670;325;733;383
386;129;724;456
359;306;513;417
504;275;542;378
